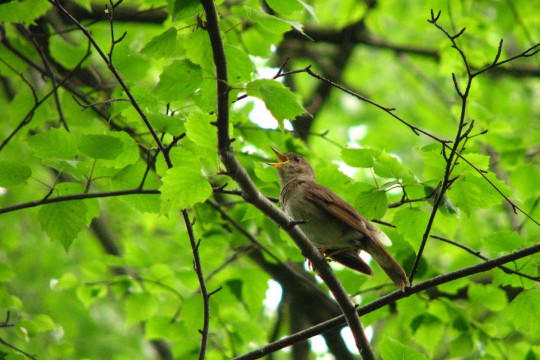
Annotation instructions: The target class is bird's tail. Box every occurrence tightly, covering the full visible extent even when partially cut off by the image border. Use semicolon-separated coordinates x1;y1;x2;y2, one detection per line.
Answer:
365;231;410;292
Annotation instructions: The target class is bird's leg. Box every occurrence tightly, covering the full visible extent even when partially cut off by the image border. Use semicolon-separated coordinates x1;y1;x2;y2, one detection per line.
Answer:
285;218;310;229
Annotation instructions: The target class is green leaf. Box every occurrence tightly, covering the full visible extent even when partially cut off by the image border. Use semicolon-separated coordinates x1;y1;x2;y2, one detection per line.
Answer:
148;112;185;135
155;59;202;102
341;148;412;179
78;134;123;160
17;315;56;336
481;230;526;254
246;79;306;122
146;316;179;339
266;0;304;15
49;34;89;69
342;148;379;168
39;200;87;251
449;333;474;357
0;261;14;282
0;161;31;187
172;0;201;21
184;30;214;72
159;164;212;213
380;336;428;360
454;153;490;174
469;283;507;311
185;112;217;149
27;128;78;160
102;131;140;168
393;208;429;248
373;152;412;179
225;278;244;304
507;290;540;335
38;183;92;251
125;292;159;326
244;6;306;36
55;273;79;289
141;27;178;59
0;0;51;23
76;284;108;308
0;288;22;310
448;173;506;216
225;45;254;84
510;164;540;200
352;185;388;219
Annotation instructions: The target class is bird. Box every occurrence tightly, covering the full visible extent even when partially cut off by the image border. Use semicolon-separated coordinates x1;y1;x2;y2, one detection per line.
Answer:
268;148;410;291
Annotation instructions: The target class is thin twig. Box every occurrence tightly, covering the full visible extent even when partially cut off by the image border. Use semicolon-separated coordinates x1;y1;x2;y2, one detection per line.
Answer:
17;24;69;131
0;337;37;360
430;235;539;281
50;0;172;168
408;10;540;283
182;210;211;360
0;43;91;153
72;96;130;110
0;188;160;215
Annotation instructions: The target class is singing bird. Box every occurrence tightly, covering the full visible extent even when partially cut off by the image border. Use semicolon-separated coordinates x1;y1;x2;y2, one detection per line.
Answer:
268;148;410;291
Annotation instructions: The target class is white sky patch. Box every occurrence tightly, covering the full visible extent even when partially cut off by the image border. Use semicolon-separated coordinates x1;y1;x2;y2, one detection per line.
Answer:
0;187;6;195
263;279;283;316
334;161;358;178
341;326;373;354
348;124;367;143
359;250;373;264
340;93;363;113
233;66;297;130
310;335;329;354
234;95;294;131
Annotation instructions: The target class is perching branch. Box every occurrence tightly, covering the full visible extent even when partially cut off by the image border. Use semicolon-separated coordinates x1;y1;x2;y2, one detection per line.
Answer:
199;0;375;358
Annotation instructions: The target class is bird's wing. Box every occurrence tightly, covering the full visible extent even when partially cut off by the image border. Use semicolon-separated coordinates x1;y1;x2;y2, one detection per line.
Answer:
304;183;410;291
303;183;375;235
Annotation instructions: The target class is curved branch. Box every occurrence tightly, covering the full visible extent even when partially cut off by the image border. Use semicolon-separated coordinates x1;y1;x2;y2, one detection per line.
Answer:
199;0;374;358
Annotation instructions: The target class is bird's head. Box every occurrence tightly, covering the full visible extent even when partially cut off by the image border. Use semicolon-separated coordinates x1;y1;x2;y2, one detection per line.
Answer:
267;148;315;184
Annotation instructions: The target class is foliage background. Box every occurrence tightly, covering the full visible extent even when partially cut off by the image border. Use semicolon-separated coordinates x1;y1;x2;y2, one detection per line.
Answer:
0;0;539;359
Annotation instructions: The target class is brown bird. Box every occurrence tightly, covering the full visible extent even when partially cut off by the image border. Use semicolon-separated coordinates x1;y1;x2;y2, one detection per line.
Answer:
268;148;410;291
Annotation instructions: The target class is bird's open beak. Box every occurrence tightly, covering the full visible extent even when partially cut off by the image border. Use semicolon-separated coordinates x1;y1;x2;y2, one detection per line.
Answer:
267;147;288;167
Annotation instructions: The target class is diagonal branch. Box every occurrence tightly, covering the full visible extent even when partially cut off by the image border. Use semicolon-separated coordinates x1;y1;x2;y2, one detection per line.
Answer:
199;0;375;358
233;241;540;359
431;235;539;281
0;43;91;153
50;0;171;167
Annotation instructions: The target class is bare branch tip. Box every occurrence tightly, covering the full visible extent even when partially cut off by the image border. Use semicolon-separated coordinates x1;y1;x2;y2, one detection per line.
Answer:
451;27;466;40
209;286;223;297
115;31;128;44
429;9;442;23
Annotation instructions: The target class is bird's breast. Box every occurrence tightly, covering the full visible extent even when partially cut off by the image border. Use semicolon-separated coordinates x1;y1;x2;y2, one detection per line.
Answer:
281;182;363;249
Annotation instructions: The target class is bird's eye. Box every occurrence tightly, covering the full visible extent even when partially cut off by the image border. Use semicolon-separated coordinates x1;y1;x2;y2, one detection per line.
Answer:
293;156;301;163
